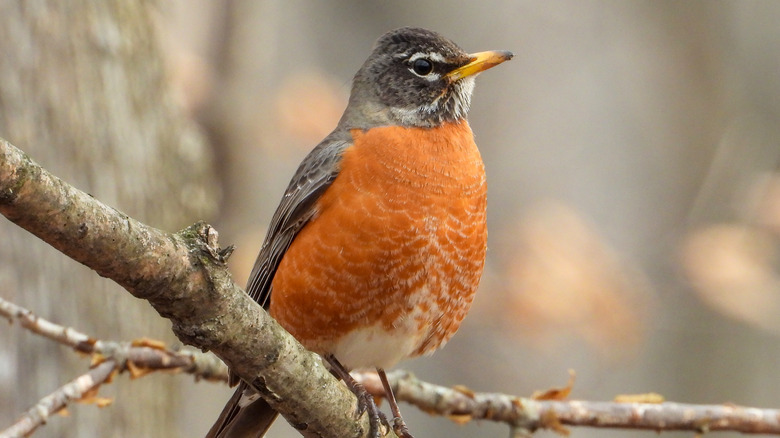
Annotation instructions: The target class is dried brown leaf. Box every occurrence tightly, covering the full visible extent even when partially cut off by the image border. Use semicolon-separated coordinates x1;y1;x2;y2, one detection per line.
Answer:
447;414;473;425
126;359;154;379
539;409;570;436
90;353;107;367
452;385;476;398
131;337;167;350
78;395;114;408
532;370;575;401
76;386;114;408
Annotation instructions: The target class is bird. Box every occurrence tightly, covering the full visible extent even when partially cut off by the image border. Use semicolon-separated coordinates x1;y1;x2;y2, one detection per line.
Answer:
207;27;512;438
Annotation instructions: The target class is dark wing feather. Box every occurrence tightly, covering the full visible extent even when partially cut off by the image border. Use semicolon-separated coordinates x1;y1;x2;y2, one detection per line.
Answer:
210;134;352;437
226;133;350;389
246;134;351;308
205;381;278;438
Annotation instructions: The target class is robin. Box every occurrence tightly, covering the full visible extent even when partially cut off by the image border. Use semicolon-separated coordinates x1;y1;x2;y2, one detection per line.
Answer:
207;27;512;438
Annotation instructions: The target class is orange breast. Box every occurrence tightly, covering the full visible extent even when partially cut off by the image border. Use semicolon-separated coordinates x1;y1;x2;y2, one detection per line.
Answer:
269;120;487;369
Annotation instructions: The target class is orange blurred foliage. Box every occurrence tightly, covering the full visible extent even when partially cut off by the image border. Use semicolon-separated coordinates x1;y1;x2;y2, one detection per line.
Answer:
499;201;651;356
682;172;780;335
682;226;780;333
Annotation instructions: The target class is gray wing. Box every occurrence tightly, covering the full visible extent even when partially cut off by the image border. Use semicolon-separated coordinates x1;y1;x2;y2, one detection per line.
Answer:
246;133;351;309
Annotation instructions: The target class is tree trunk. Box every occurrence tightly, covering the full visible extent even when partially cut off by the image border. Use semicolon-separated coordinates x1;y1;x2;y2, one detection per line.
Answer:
0;2;217;436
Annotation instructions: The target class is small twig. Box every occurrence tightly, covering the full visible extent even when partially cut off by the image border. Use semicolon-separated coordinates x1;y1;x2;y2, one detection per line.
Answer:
541;400;780;435
4;298;780;437
356;370;780;435
356;370;526;425
0;296;230;436
0;359;116;438
0;296;110;353
0;296;228;382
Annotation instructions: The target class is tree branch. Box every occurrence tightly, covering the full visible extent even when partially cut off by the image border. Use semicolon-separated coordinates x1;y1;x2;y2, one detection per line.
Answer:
0;136;384;437
357;370;780;435
0;296;232;438
0;296;229;382
0;359;117;438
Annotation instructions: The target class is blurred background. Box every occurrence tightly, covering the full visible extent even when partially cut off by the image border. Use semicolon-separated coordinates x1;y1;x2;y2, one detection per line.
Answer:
1;1;779;437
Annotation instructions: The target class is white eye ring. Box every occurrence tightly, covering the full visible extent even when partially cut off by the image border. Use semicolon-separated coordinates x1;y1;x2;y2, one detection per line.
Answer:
407;52;444;80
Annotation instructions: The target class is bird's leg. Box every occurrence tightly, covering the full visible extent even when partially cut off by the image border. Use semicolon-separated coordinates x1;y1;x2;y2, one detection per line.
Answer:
324;354;388;437
377;368;414;438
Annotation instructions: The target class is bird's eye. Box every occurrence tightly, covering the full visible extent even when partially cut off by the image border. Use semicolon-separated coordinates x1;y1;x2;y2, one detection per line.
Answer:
411;58;434;76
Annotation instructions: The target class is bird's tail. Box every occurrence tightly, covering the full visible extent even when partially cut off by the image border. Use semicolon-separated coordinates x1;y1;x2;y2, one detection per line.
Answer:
205;382;279;438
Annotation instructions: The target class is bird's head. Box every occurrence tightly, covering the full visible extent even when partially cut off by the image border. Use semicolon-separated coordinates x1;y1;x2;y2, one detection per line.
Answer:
341;27;513;129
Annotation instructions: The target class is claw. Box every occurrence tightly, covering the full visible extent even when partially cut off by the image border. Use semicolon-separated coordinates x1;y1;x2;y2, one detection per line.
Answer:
358;391;386;437
324;354;391;437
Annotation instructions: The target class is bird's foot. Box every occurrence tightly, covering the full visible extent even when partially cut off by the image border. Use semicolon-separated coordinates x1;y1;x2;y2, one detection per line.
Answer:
357;388;388;438
324;354;391;437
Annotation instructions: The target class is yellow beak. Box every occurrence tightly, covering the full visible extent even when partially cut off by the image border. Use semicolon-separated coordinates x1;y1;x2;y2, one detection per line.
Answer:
446;50;513;81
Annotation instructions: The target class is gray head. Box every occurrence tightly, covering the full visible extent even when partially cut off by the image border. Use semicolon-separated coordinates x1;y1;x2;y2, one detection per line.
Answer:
338;27;513;129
